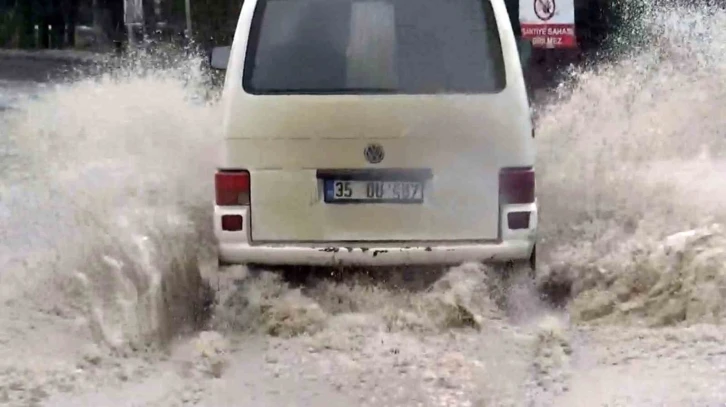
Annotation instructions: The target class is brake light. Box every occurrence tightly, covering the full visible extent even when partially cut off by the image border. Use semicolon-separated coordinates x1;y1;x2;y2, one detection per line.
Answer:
215;170;250;206
499;167;535;204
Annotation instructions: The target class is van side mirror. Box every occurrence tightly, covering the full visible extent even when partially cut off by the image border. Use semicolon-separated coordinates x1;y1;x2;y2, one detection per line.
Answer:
210;46;231;70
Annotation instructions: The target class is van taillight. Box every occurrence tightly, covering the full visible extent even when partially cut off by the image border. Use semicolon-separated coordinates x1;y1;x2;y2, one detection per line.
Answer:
215;170;250;206
499;167;535;204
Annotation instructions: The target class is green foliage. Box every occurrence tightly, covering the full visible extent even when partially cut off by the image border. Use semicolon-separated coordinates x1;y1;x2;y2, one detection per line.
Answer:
0;8;18;47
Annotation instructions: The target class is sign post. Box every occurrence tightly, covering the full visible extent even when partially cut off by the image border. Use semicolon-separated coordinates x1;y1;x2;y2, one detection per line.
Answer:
519;0;577;49
124;0;144;45
185;0;192;39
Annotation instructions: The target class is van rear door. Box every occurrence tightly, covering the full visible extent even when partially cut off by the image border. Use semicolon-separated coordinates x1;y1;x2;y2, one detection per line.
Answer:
225;0;532;243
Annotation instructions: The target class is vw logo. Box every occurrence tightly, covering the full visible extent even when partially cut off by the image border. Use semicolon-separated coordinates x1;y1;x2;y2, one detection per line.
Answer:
364;143;385;164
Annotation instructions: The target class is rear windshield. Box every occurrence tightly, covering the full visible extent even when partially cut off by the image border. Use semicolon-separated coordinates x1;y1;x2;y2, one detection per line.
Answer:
243;0;507;95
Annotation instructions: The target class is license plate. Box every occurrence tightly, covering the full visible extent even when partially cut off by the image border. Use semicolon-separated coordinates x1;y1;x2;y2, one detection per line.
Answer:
324;179;424;203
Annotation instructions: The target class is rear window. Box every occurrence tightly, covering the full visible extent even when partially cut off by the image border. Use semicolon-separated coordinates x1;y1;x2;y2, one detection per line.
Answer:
243;0;507;95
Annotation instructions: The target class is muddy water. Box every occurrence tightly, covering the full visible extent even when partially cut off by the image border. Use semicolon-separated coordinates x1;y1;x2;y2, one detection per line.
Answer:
1;4;725;406
537;5;726;327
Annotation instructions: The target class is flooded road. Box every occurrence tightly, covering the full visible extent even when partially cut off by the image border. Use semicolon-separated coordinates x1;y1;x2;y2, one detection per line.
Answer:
1;4;726;406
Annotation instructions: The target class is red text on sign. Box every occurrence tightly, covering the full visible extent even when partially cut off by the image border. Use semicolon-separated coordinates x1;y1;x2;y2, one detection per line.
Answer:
520;23;577;48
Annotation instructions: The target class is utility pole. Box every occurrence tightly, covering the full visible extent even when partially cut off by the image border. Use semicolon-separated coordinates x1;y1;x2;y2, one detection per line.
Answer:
124;0;144;46
185;0;192;40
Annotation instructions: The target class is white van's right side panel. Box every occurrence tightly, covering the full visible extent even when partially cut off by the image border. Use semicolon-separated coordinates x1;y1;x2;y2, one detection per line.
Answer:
488;0;530;112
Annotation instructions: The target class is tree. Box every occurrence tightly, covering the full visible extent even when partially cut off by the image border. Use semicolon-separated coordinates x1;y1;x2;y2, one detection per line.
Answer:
17;0;37;48
188;0;240;48
64;0;80;47
92;0;125;45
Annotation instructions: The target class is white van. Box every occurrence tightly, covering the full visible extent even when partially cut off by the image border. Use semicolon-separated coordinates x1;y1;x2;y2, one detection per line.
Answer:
211;0;537;273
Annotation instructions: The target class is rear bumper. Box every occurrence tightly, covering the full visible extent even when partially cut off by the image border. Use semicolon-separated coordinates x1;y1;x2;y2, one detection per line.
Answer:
218;240;534;266
214;204;537;267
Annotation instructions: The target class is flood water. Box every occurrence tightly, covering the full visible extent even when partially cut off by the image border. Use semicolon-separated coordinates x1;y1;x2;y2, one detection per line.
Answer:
1;4;725;406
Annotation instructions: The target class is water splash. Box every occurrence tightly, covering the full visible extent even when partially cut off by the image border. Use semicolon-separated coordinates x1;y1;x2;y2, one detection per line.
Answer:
1;52;219;352
536;4;726;326
0;2;722;374
0;4;724;406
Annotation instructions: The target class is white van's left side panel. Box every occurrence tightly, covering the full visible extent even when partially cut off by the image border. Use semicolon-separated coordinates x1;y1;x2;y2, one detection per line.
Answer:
218;0;259;168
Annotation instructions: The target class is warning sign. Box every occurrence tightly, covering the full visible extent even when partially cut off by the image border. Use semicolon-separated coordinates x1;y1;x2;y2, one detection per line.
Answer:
520;0;577;49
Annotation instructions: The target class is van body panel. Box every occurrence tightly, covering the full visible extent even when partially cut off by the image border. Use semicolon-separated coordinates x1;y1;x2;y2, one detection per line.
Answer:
214;0;536;251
